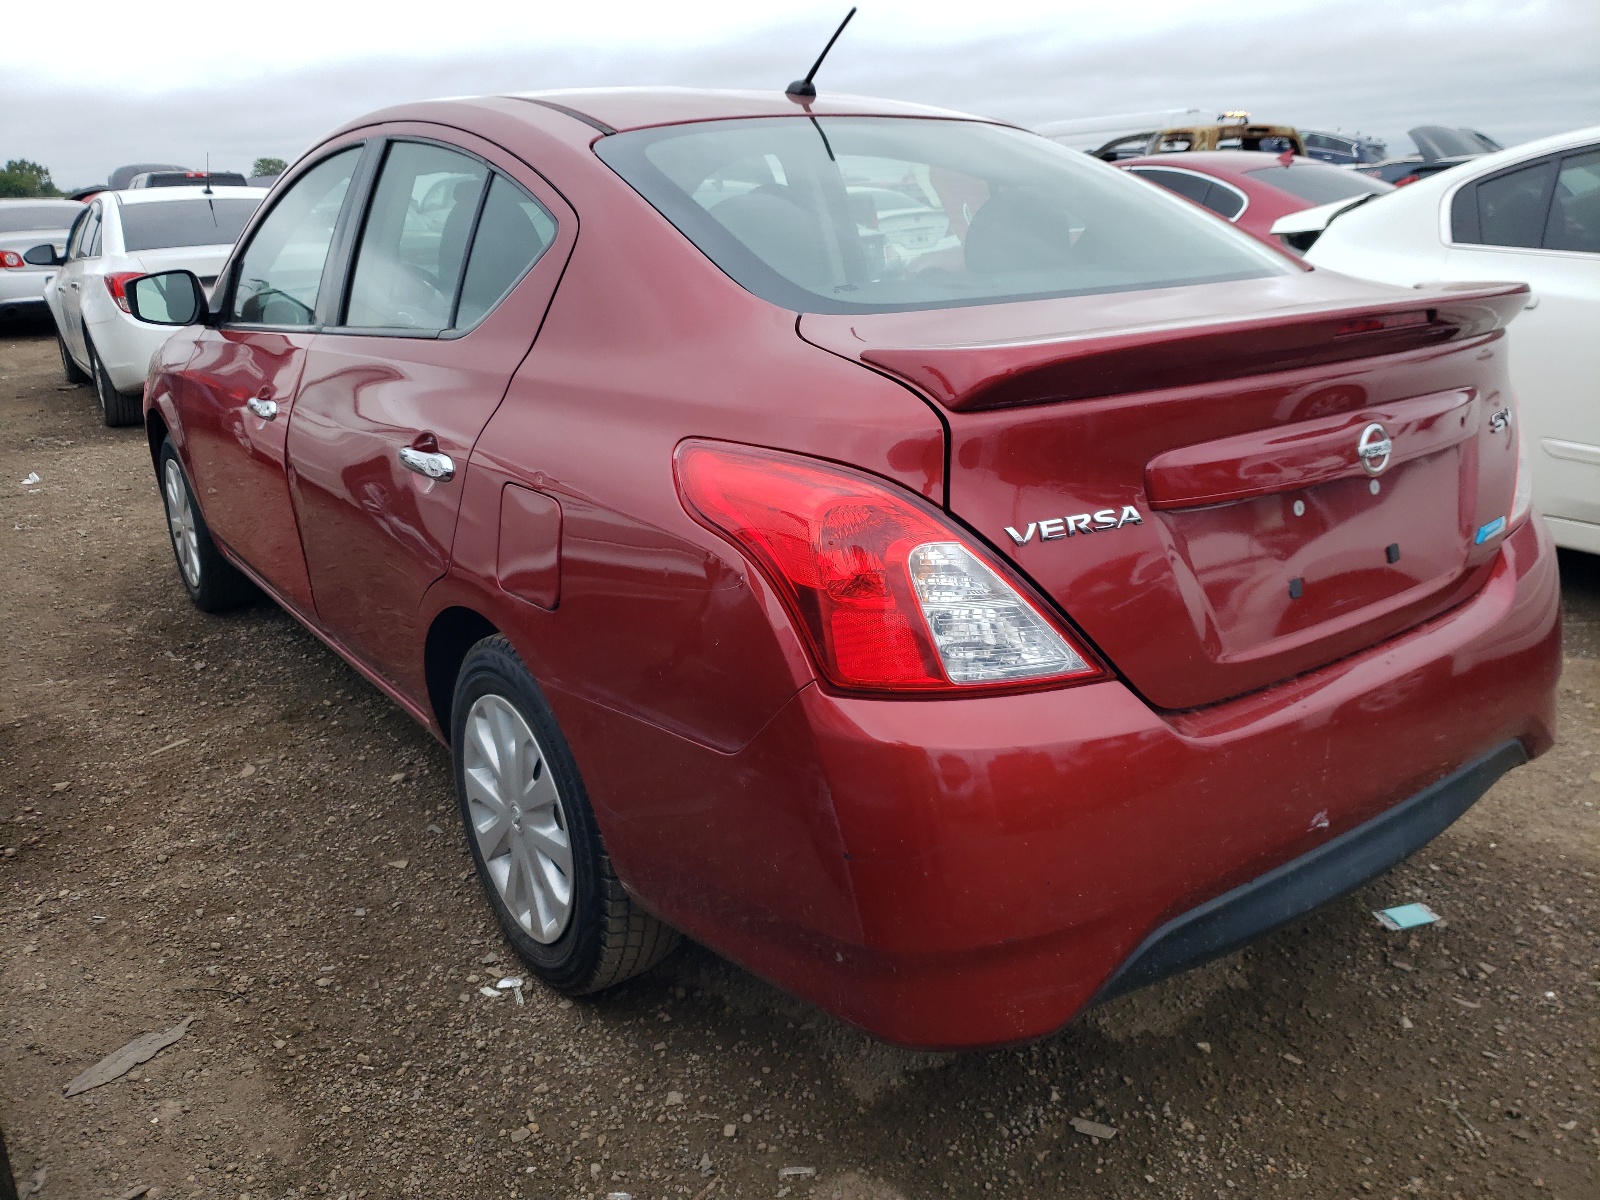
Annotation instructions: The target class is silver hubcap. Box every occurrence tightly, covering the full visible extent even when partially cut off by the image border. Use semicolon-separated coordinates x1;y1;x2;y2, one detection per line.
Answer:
462;694;574;943
163;459;201;589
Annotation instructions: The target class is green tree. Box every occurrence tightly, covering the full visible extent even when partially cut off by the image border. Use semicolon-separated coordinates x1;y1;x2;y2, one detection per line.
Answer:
0;159;62;198
251;157;288;178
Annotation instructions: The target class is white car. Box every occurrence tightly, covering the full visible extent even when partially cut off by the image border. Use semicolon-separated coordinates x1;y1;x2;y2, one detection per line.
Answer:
44;186;264;425
1286;126;1600;554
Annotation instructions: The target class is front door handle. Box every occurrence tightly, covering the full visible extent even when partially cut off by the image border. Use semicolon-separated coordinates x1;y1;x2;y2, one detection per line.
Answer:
246;397;279;420
398;446;455;482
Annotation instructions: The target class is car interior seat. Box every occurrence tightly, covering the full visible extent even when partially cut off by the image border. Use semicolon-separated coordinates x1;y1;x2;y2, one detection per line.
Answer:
707;190;833;290
963;188;1080;276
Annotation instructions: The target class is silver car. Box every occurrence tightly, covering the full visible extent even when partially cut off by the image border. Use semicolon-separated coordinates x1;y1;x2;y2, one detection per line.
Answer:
0;198;84;323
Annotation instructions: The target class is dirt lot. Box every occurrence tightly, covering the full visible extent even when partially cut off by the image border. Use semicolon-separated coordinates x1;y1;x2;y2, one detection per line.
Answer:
1;322;1595;1200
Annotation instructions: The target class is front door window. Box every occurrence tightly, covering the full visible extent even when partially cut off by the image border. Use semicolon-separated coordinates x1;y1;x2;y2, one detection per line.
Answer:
229;148;361;326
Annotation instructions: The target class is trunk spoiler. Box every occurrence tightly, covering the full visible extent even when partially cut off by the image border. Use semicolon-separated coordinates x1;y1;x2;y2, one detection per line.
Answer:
858;283;1528;412
1270;193;1378;238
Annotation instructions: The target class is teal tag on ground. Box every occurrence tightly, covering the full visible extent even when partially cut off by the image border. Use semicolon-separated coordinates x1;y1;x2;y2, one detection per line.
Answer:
1374;903;1440;931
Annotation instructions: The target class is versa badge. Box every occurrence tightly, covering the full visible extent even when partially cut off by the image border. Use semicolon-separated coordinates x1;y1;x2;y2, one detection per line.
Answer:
1006;506;1144;546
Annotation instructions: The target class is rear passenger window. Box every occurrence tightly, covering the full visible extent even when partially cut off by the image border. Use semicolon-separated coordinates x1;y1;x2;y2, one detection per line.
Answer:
1133;168;1210;206
340;145;556;334
1544;149;1600;253
345;142;489;331
454;175;558;329
1131;169;1241;221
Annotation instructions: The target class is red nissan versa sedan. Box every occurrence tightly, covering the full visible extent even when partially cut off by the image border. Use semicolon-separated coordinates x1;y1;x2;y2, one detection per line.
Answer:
122;88;1560;1050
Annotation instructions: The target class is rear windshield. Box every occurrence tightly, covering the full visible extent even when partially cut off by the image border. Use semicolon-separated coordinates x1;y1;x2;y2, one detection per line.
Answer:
0;202;83;233
119;198;260;252
597;117;1289;314
1245;162;1393;205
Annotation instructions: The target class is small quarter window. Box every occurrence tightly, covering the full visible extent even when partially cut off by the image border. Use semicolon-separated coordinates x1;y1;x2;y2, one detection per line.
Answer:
1464;160;1557;249
1203;183;1245;220
1544;148;1600;253
454;175;558;329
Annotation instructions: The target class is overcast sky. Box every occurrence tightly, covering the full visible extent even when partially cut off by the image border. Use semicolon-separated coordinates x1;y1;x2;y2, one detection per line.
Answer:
6;0;1598;187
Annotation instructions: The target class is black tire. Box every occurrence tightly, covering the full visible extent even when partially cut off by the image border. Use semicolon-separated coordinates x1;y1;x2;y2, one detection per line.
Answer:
156;439;258;613
452;635;680;994
87;332;141;427
58;327;90;384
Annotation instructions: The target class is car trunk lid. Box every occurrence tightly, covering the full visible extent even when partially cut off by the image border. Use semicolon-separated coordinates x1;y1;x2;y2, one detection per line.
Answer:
123;245;233;288
801;274;1527;710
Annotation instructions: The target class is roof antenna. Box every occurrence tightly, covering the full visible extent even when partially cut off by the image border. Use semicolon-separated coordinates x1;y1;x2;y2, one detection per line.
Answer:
786;7;857;101
203;152;214;195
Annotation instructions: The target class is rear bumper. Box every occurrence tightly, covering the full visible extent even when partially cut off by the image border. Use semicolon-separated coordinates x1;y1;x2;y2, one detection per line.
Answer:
85;309;166;393
1093;739;1525;1004
0;271;52;309
0;295;50;320
591;516;1559;1048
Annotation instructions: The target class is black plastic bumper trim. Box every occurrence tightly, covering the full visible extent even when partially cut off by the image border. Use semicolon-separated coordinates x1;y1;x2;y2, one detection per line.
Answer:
1094;740;1527;1004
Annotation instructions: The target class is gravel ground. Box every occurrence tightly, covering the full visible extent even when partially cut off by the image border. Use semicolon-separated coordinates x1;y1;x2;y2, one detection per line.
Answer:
1;322;1596;1200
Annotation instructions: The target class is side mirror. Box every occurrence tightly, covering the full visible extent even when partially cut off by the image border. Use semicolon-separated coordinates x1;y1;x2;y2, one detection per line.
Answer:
22;243;64;267
126;270;209;326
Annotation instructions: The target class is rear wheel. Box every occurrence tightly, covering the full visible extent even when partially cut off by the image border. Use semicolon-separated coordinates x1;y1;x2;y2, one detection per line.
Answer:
157;439;257;612
58;328;89;384
452;635;680;994
87;333;141;427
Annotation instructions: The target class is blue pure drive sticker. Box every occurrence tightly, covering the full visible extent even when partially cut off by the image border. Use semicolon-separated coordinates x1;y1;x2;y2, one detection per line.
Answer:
1475;516;1508;545
1374;903;1441;931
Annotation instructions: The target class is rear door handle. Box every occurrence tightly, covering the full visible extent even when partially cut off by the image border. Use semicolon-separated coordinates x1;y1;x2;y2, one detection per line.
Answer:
398;446;455;482
246;397;279;420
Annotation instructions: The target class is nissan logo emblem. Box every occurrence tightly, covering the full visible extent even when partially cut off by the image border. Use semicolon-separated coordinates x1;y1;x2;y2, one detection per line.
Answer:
1357;422;1393;476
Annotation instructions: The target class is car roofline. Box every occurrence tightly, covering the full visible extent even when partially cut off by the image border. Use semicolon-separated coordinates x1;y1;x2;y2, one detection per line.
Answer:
328;88;1014;143
109;186;271;205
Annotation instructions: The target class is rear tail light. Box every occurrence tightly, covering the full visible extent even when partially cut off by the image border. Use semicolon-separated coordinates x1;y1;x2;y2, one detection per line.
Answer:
674;440;1103;695
0;250;25;269
1395;174;1421;187
103;272;145;313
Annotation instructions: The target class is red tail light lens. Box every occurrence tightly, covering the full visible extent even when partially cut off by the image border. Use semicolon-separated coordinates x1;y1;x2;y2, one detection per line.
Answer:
0;250;25;269
104;271;145;313
674;440;1103;695
1335;310;1431;336
1395;174;1421;187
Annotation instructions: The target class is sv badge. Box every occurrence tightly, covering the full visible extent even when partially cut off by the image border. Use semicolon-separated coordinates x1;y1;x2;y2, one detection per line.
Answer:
1489;407;1512;434
1006;506;1144;546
